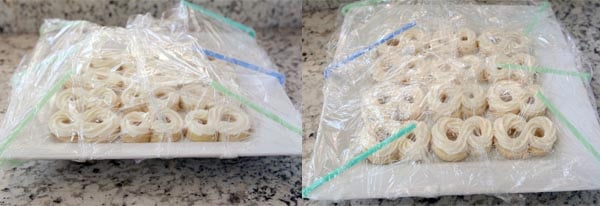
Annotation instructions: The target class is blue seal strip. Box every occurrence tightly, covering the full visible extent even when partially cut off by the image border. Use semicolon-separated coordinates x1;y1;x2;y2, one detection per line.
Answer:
196;48;286;85
324;21;416;79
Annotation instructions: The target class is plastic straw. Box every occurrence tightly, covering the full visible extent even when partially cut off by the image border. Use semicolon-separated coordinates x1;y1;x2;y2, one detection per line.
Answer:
301;123;416;197
524;1;550;35
209;81;302;136
498;63;591;81
323;22;416;78
536;92;600;162
197;48;286;85
181;0;256;38
341;0;385;16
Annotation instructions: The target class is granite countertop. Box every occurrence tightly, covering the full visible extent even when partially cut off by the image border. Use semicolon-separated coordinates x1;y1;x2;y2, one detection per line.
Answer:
0;0;301;33
302;0;600;205
0;26;301;205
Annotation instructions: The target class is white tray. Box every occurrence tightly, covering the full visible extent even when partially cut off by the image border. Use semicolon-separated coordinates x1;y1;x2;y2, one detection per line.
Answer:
2;74;301;160
309;5;600;200
1;29;302;160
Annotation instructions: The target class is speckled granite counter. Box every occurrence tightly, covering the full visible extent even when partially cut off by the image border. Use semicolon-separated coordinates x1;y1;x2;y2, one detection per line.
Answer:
0;0;301;33
302;0;600;205
0;26;302;205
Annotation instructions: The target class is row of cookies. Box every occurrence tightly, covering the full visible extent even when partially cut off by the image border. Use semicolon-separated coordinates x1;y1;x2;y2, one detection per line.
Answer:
360;114;557;164
49;104;252;143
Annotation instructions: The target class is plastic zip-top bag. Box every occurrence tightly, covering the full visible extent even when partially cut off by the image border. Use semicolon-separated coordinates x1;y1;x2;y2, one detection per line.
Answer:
0;1;301;161
304;0;600;200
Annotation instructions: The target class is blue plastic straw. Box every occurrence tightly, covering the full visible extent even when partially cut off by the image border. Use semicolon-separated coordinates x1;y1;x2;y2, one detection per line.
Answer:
323;22;416;78
196;48;286;85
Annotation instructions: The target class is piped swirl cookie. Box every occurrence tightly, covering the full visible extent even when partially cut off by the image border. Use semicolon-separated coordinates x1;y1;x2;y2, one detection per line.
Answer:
120;112;152;143
461;116;493;155
431;117;468;162
150;108;183;142
211;105;252;141
487;80;527;117
360;121;403;164
397;121;431;161
525;116;557;156
493;114;529;159
185;109;218;142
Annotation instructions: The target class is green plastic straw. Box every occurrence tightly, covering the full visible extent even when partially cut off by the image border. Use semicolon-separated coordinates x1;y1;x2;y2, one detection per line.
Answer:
536;92;600;162
341;0;385;16
0;69;74;157
524;1;550;35
301;123;416;197
498;63;591;81
182;0;257;38
209;81;302;136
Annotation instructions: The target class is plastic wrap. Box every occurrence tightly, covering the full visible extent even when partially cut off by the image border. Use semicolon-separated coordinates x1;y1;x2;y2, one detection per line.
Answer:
0;1;301;160
305;0;600;200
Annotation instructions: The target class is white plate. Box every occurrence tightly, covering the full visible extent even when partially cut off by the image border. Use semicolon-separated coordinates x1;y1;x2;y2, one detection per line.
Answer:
308;4;600;200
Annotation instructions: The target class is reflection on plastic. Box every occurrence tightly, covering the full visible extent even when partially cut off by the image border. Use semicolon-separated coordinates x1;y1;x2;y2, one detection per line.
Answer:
181;0;257;38
323;22;416;78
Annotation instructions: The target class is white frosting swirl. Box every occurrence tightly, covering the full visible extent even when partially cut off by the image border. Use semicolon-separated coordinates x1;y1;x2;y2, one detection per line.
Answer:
432;117;467;155
210;105;252;141
429;59;461;84
457;55;484;82
484;54;513;82
86;71;128;91
48;110;80;141
371;55;405;82
520;86;546;119
427;83;462;120
121;85;149;110
395;85;425;120
397;121;430;161
478;30;529;55
487;80;527;116
461;84;487;117
361;82;403;122
81;107;120;143
52;88;91;113
493;114;529;155
120;112;151;137
150;108;184;142
462;116;493;154
525;116;557;153
179;84;220;111
422;29;457;56
89;87;120;110
150;86;180;111
360;121;402;164
373;56;428;84
456;28;477;56
185;109;218;141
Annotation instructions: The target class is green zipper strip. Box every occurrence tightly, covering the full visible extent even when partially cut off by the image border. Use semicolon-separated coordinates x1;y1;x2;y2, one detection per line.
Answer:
0;69;74;157
536;92;600;162
302;123;416;198
0;43;82;159
498;63;591;81
182;0;256;38
209;81;302;136
524;0;550;35
341;0;385;16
